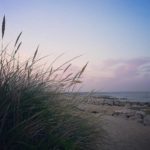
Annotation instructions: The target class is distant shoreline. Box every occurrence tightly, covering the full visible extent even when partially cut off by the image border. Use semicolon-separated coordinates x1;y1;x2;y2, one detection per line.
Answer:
65;91;150;102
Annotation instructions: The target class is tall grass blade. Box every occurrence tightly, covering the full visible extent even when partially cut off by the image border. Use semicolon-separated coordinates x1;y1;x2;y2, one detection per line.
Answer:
14;32;22;47
78;62;88;78
14;42;22;55
32;45;39;62
2;15;5;39
63;64;71;73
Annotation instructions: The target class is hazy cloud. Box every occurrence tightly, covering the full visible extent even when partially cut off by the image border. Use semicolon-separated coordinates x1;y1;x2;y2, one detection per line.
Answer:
83;57;150;91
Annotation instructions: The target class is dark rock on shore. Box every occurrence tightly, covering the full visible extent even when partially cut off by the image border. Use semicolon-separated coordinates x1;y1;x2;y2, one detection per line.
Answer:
83;96;150;126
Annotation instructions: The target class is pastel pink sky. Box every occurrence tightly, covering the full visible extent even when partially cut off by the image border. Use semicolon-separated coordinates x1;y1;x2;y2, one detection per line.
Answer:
1;0;150;91
83;57;150;91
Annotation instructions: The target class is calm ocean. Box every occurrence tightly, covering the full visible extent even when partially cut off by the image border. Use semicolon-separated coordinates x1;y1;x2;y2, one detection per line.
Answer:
92;92;150;102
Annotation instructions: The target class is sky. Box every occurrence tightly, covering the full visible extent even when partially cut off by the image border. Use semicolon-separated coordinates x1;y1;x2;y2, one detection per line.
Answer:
0;0;150;91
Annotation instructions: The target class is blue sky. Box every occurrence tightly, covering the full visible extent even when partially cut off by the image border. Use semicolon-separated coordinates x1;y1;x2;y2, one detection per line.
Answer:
0;0;150;91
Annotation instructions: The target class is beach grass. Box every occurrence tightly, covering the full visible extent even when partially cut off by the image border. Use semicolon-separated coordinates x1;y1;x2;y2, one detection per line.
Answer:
0;16;105;150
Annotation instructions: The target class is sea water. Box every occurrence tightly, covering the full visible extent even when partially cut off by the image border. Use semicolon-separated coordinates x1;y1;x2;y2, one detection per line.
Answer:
94;92;150;102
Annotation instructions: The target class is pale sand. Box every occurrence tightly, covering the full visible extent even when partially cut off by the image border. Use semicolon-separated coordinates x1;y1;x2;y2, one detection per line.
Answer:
101;115;150;150
77;103;150;150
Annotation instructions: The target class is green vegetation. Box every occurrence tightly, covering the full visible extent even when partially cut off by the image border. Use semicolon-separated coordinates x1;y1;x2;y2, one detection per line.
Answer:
0;16;105;150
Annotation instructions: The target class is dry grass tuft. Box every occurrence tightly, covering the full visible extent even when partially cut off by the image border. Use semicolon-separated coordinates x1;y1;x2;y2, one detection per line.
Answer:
0;16;105;150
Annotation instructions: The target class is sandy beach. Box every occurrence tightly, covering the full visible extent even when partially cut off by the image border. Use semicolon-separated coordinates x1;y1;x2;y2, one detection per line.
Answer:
75;95;150;150
101;115;150;150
